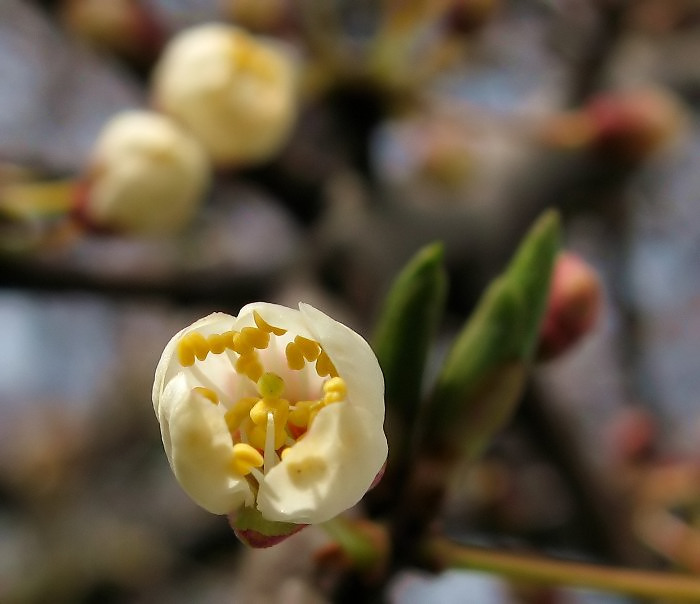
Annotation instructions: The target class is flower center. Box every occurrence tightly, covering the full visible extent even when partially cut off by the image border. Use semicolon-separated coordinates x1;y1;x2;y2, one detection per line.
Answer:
176;311;346;485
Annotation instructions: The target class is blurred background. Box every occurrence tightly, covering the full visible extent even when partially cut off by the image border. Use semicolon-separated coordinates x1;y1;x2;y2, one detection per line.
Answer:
1;0;699;602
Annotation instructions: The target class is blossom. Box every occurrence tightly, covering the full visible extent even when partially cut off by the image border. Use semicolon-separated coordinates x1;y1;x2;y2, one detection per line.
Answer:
152;302;387;536
151;24;298;166
76;110;210;235
537;252;601;361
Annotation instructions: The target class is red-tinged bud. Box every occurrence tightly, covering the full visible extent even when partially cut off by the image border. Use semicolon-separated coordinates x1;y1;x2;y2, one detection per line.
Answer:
75;110;210;236
445;0;500;34
60;0;164;64
537;252;602;361
606;407;657;465
229;506;307;548
220;0;293;34
584;87;686;161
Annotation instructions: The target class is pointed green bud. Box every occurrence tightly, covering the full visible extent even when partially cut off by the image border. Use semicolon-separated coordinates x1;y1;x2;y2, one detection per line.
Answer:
427;210;560;456
373;242;447;429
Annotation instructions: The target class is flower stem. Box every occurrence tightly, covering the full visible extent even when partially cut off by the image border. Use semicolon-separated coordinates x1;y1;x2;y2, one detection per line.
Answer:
425;537;700;601
321;516;383;571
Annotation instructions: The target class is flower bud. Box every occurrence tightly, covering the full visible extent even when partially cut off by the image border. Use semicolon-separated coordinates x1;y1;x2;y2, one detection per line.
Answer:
75;110;210;235
584;87;686;161
151;24;298;166
445;0;500;34
537;252;602;361
220;0;291;34
60;0;163;64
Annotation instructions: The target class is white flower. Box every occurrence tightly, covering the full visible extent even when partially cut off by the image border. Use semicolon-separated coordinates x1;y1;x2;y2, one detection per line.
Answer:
151;24;298;166
152;303;387;526
79;110;210;235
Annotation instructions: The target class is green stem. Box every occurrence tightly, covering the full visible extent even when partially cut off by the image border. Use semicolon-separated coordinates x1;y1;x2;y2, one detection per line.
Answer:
322;516;382;571
425;537;700;601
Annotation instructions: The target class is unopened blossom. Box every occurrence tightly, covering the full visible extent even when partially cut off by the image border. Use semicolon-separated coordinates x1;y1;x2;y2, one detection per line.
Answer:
152;303;387;543
151;24;298;166
75;110;210;235
537;252;602;361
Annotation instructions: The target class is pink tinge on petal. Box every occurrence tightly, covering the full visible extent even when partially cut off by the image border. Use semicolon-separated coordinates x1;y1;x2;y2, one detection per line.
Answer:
370;462;387;491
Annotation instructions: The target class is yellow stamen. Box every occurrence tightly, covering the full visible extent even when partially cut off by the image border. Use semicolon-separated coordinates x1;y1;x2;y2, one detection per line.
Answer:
225;397;258;433
188;332;210;361
177;337;195;366
240;326;270;350
250;396;289;427
247;423;287;450
193;387;219;405
294;335;321;361
322;376;347;405
207;333;226;354
253;310;287;336
236;351;263;382
285;342;305;370
221;330;238;349
288;400;316;427
315;350;338;378
230;443;263;476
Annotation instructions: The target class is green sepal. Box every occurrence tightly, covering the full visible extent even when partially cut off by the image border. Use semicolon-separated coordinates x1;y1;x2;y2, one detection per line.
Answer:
372;242;447;429
229;506;306;548
426;210;560;455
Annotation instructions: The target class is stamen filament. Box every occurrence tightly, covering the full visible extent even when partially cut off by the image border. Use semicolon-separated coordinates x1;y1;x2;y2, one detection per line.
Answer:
264;411;278;474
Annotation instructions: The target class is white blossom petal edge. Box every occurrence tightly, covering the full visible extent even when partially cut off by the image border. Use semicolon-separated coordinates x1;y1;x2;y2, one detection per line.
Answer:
152;303;387;524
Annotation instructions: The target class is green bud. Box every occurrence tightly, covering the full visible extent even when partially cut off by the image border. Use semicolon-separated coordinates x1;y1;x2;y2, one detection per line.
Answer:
426;210;560;456
373;242;447;430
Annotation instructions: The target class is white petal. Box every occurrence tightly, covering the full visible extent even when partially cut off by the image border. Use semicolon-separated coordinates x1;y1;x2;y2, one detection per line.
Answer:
152;312;234;413
159;374;250;514
299;303;385;421
256;404;388;523
235;302;312;337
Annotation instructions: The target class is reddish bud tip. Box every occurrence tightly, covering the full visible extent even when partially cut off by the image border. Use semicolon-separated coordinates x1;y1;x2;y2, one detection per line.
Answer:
537;252;602;361
584;88;685;161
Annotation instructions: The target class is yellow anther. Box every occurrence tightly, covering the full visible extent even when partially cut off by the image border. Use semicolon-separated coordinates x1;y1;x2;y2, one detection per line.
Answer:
250;397;289;427
253;310;287;336
315;351;337;378
257;372;285;399
322;377;347;405
308;402;325;426
285;342;305;370
323;377;347;396
240;326;270;350
230;443;263;476
232;332;253;354
221;330;238;349
235;352;263;382
224;397;258;432
294;336;321;361
207;333;227;354
288;400;315;427
193;387;219;405
188;332;210;361
177;338;195;366
248;423;287;450
280;447;291;461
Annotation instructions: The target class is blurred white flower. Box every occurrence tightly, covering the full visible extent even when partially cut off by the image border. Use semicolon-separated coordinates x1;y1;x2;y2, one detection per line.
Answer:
151;24;298;166
152;302;387;534
77;110;210;235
